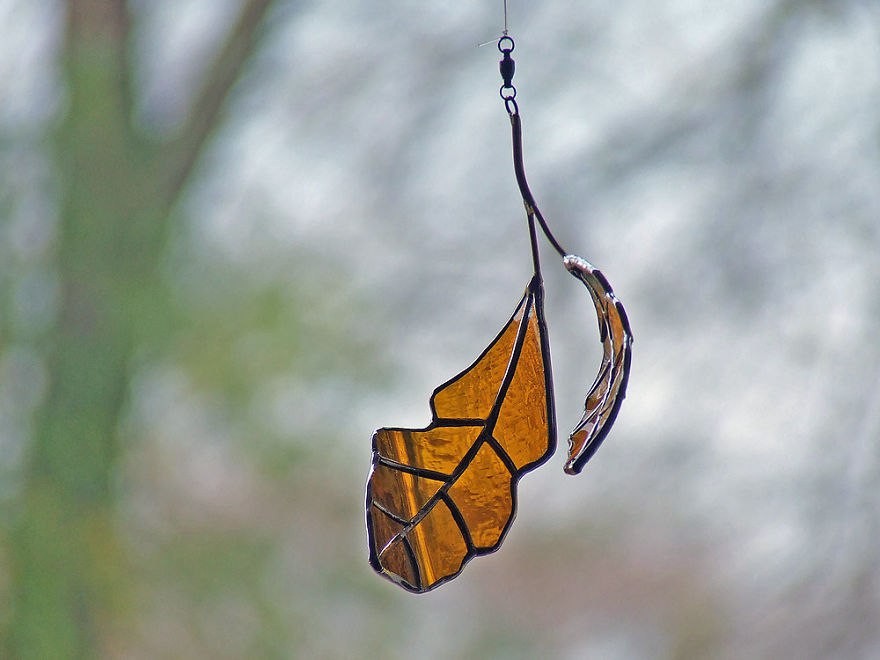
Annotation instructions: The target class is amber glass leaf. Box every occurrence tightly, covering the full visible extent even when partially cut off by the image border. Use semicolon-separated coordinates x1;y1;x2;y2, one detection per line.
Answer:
366;275;555;593
562;255;633;475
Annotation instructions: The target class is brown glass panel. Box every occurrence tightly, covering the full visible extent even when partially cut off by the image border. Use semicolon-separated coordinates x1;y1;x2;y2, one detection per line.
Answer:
378;539;418;588
374;425;483;476
369;464;444;521
609;303;628;354
568;428;589;464
447;443;513;550
406;499;469;588
369;504;403;556
493;311;549;470
432;301;524;420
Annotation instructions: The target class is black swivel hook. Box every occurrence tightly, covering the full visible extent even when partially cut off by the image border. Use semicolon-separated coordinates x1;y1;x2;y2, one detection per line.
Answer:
498;35;518;114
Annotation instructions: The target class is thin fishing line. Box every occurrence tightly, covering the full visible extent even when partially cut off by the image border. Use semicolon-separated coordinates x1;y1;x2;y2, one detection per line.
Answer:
478;0;511;46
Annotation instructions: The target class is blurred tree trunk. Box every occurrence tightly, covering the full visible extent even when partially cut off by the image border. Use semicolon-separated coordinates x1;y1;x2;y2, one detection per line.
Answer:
7;0;276;656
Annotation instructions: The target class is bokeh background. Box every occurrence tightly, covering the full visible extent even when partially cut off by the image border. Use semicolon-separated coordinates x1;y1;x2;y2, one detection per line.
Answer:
1;0;879;657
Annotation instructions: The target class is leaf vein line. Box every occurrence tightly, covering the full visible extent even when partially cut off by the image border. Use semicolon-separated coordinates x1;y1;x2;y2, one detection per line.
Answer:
375;456;452;483
484;436;518;477
384;436;489;546
438;491;475;553
401;535;422;590
484;281;536;439
371;501;409;526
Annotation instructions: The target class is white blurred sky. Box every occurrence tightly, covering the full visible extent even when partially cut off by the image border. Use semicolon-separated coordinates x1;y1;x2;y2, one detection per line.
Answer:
2;0;879;656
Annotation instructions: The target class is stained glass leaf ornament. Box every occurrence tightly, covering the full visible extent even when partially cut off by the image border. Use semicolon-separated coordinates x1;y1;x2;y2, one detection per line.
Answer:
561;255;633;475
366;276;555;592
365;33;632;592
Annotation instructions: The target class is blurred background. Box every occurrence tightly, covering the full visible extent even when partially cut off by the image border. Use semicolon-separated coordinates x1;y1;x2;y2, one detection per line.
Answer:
1;0;879;657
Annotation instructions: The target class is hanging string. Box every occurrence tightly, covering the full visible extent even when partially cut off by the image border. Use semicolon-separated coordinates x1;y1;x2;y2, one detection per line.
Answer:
477;0;510;46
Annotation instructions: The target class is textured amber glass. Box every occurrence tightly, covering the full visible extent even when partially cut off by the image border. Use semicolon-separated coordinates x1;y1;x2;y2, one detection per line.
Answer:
494;311;550;470
366;276;555;593
562;255;633;475
431;308;520;421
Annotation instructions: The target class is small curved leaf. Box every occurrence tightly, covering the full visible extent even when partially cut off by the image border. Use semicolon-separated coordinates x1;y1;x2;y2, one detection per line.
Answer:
562;255;633;475
366;275;555;593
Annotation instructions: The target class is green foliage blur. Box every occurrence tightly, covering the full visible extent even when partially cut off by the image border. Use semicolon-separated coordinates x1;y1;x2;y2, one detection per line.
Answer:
0;1;392;656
